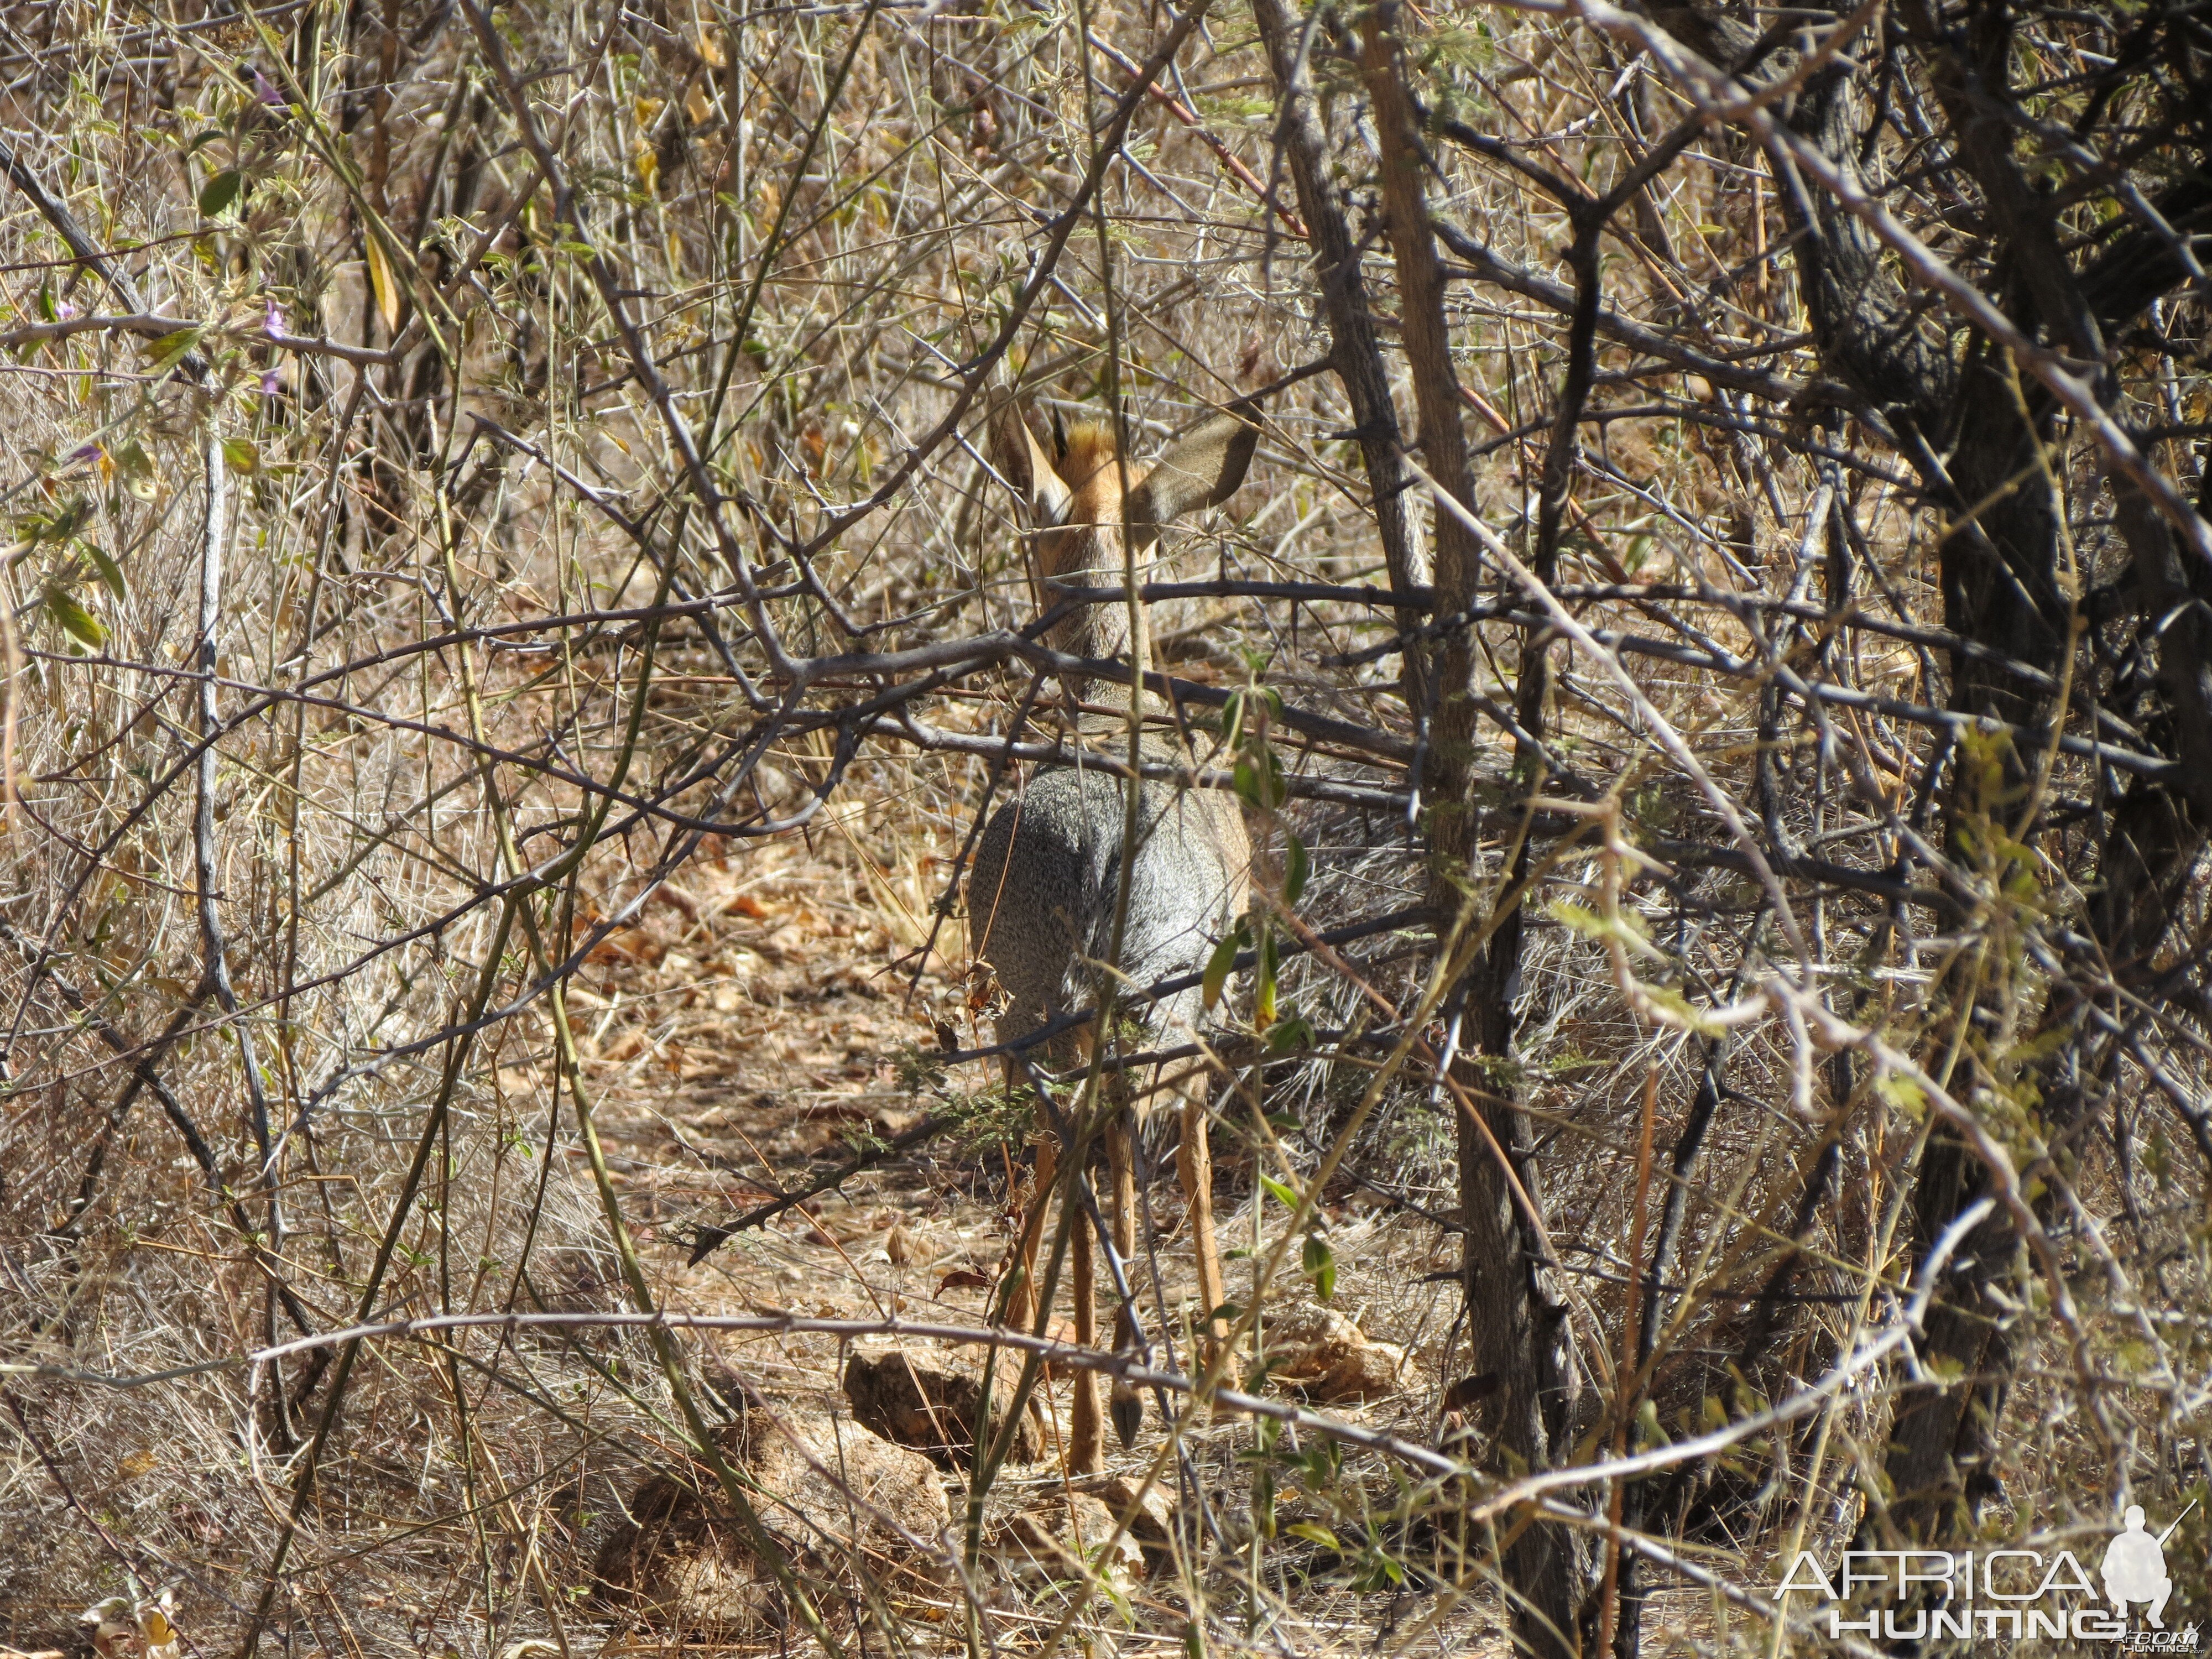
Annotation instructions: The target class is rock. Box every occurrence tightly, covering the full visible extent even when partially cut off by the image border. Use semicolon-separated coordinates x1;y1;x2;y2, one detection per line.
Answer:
1078;1473;1181;1562
593;1405;948;1634
992;1491;1147;1582
593;1475;784;1634
742;1404;950;1545
843;1343;1045;1467
1263;1303;1408;1403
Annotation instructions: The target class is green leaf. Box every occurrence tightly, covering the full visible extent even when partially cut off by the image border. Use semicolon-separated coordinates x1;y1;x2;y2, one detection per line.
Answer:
19;498;90;545
1259;1174;1300;1211
220;437;259;474
113;440;157;500
1282;832;1309;906
1221;687;1247;754
44;586;106;648
1874;1078;1930;1134
1232;753;1261;807
1265;1014;1313;1053
1201;920;1245;1011
1232;747;1285;811
85;545;127;602
142;327;202;369
1206;1301;1243;1326
197;169;243;217
1286;1521;1339;1550
1254;926;1277;1026
1302;1233;1336;1301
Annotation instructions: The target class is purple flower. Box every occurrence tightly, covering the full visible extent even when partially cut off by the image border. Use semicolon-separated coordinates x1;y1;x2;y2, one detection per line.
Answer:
66;441;102;466
263;298;288;394
255;67;283;107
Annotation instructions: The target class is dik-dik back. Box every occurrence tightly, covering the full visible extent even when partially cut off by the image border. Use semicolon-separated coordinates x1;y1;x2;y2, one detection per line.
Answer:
968;399;1258;1065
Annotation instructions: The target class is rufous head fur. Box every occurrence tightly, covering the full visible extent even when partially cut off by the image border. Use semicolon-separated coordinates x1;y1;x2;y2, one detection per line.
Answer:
989;394;1261;675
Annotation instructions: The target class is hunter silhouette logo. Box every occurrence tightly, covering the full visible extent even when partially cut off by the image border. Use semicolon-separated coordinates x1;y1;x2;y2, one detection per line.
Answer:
2103;1504;2183;1628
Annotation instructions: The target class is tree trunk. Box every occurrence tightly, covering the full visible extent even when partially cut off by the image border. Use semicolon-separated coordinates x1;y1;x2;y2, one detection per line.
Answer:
1364;8;1592;1652
1247;0;1421;639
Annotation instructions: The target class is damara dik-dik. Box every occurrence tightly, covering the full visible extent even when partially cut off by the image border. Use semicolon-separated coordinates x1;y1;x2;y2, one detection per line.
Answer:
969;393;1259;1473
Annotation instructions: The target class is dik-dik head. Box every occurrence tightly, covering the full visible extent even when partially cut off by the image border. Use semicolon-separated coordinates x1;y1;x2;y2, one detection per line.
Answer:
989;395;1261;668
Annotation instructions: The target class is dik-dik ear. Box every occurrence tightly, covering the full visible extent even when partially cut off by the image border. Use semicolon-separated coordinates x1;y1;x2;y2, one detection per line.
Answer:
987;393;1073;528
1128;400;1261;545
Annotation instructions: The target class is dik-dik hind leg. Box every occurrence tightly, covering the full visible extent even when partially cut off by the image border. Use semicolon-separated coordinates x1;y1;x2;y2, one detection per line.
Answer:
1105;1108;1137;1269
1104;1088;1144;1447
998;1057;1108;1470
1000;1044;1066;1333
998;1100;1105;1469
1003;1114;1056;1333
1066;1056;1108;1472
1175;1073;1227;1359
1067;1197;1104;1472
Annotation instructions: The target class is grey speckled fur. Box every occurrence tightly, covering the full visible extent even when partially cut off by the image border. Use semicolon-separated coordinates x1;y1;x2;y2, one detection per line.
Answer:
968;394;1260;1096
968;765;1244;1070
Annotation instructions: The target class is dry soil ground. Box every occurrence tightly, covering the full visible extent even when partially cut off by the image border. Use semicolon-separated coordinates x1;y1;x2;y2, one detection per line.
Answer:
545;817;1720;1659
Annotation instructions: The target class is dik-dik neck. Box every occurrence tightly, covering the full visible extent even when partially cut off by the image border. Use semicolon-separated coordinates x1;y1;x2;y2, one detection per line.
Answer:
1034;421;1171;731
1042;533;1162;726
1050;582;1187;752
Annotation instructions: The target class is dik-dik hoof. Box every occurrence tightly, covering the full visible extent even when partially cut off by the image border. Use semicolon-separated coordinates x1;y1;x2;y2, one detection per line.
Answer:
1109;1381;1144;1448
